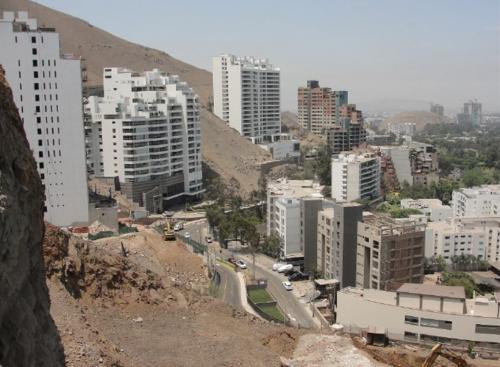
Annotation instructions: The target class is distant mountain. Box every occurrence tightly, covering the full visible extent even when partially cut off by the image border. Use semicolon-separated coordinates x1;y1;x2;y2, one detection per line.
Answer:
382;111;452;132
0;0;271;196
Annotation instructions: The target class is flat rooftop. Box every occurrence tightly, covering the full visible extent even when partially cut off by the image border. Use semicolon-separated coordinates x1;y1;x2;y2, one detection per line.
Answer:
268;178;323;198
397;283;466;299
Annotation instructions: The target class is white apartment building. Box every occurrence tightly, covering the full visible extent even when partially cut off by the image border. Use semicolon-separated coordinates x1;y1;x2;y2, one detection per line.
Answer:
388;122;416;138
337;284;500;346
452;185;500;218
212;54;281;140
257;133;300;161
275;197;302;257
0;11;89;226
85;68;203;213
266;179;323;258
401;198;452;222
425;217;500;263
331;152;380;202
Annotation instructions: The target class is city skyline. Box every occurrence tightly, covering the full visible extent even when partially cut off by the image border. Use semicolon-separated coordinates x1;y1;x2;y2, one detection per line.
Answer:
34;0;500;114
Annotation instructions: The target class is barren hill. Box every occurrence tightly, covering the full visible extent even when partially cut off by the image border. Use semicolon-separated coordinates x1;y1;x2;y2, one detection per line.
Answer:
382;110;451;132
0;0;271;195
281;111;325;151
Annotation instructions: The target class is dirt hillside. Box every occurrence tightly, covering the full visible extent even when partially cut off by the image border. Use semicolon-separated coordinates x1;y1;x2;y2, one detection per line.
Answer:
382;110;451;132
281;111;325;151
0;0;271;196
43;224;304;366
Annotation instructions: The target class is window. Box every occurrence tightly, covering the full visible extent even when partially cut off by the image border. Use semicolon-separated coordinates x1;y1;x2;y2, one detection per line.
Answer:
36;117;41;123
35;95;40;102
38;151;43;158
404;331;418;341
34;83;39;90
32;48;37;55
35;106;40;113
39;162;44;169
38;140;42;147
475;324;500;335
31;36;36;43
37;128;42;135
420;318;452;330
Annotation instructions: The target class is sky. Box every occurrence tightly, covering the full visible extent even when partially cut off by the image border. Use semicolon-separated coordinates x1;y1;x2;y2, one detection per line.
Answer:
37;0;500;114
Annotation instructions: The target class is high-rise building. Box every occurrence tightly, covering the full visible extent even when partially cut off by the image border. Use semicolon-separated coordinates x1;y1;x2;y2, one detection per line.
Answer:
297;81;351;134
317;202;363;287
430;103;444;116
212;54;281;140
301;197;334;273
452;185;500;218
0;11;89;226
331;152;381;202
356;213;425;290
463;100;483;126
297;80;335;133
85;68;203;213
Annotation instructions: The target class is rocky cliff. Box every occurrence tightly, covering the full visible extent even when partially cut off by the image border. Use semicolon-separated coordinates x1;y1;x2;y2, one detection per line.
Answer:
0;66;65;366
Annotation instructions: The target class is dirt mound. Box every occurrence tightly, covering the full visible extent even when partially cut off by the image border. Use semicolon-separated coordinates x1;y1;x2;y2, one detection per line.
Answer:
262;331;298;356
43;224;166;305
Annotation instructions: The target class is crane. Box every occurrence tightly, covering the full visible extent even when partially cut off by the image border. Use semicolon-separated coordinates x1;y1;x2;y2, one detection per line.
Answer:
422;343;468;367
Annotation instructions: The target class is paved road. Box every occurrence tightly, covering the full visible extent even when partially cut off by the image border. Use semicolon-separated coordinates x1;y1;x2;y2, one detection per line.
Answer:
241;256;316;329
215;263;241;307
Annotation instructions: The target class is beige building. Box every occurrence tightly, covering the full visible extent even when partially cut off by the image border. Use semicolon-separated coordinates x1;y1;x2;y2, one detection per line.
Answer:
356;213;425;290
337;284;500;346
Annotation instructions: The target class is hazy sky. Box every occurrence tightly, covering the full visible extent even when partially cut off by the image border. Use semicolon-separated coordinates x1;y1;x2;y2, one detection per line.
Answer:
37;0;500;114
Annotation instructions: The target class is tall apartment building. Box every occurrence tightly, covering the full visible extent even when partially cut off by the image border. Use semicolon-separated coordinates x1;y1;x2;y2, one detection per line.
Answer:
325;119;367;154
331;152;381;203
452;185;500;218
274;197;302;257
356;213;425;290
297;80;335;133
317;202;363;287
301;197;334;272
212;54;281;140
463;100;483;126
85;68;203;212
430;103;444;116
425;217;500;263
0;11;89;226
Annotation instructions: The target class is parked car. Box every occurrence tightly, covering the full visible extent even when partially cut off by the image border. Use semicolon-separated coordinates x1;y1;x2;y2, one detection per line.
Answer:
235;260;247;269
282;281;293;291
288;272;309;281
277;264;293;273
206;236;213;243
184;232;190;239
228;257;237;265
272;263;286;271
173;222;184;231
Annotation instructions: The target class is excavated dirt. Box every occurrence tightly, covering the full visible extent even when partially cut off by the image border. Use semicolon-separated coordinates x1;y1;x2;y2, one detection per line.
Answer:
44;226;305;366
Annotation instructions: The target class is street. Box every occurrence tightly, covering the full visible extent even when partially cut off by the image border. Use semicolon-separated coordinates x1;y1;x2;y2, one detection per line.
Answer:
181;219;318;330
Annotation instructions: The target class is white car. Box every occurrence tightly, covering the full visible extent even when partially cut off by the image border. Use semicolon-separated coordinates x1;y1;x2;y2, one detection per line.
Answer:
277;264;293;273
184;232;191;239
206;236;213;243
173;222;184;231
282;281;293;291
272;263;285;271
235;260;247;269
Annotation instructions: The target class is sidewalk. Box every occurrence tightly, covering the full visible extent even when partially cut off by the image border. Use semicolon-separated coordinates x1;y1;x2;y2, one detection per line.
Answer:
235;272;264;320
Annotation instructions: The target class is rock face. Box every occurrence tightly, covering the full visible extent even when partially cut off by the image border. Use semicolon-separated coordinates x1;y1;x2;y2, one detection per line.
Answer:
0;66;65;366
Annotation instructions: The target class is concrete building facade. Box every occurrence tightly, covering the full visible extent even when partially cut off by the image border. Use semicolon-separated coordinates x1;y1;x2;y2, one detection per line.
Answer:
425;217;500;263
325;119;367;154
85;68;203;212
317;202;363;287
0;11;89;226
452;185;500;218
212;54;280;140
356;213;425;290
331;152;381;203
275;197;302;257
337;284;500;346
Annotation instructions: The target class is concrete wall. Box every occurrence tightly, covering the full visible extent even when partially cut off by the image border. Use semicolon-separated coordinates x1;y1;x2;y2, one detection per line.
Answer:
337;290;500;344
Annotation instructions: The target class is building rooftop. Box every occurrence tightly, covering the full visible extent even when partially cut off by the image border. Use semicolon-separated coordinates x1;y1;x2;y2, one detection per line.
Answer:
400;198;449;210
455;184;500;198
332;152;378;164
314;279;339;286
397;283;466;299
267;178;323;198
